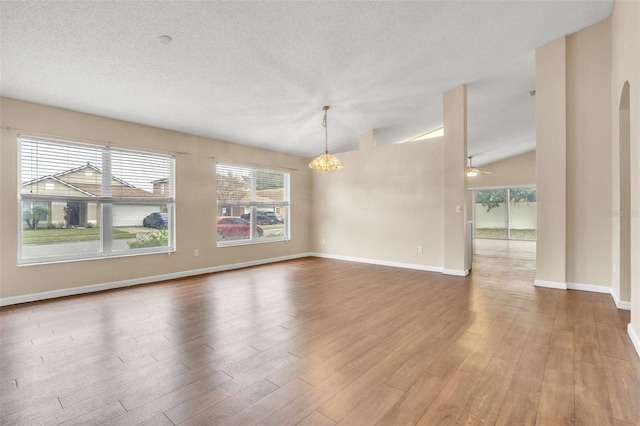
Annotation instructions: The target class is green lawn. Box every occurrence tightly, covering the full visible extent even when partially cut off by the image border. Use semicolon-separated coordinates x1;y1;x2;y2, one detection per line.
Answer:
23;228;136;245
475;228;536;240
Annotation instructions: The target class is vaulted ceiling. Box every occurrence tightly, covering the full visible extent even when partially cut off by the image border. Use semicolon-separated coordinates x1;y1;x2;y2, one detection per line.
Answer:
0;1;612;165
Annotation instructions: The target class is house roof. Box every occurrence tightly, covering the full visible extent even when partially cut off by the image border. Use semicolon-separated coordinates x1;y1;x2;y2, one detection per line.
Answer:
22;164;153;198
0;1;613;165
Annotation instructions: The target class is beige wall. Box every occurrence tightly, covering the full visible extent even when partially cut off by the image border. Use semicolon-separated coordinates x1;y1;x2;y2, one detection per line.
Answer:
535;17;615;289
443;85;469;274
610;0;640;340
535;35;567;286
310;86;468;274
310;130;445;268
566;18;612;287
0;97;312;299
467;150;536;190
532;3;640;359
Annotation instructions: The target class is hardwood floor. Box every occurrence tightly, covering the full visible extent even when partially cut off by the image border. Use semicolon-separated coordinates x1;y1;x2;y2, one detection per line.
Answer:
1;239;639;425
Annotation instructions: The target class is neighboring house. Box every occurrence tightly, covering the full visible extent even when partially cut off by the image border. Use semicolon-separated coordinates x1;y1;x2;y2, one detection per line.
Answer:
151;177;171;197
21;163;164;228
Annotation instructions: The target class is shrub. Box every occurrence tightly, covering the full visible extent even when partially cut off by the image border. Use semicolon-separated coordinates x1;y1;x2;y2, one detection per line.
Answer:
24;206;50;229
46;222;57;229
128;229;168;249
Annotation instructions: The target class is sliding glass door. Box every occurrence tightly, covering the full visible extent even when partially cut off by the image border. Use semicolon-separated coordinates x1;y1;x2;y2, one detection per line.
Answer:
474;189;508;239
472;187;536;240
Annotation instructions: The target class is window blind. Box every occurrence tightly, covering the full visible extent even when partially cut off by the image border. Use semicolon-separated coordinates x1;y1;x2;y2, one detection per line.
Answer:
19;136;174;203
216;164;289;207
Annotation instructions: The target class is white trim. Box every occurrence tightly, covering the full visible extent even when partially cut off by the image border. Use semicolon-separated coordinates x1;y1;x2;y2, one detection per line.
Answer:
567;282;630;310
310;253;443;273
442;268;470;277
567;282;611;293
617;300;632;310
610;288;632;310
534;279;567;290
0;253;313;307
534;280;632;311
628;324;640;359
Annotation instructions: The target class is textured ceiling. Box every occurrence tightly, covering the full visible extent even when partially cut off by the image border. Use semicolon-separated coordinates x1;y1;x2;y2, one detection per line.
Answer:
0;1;612;165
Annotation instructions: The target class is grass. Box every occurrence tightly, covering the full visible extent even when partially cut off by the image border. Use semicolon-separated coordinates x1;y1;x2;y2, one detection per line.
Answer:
475;228;536;240
23;228;136;245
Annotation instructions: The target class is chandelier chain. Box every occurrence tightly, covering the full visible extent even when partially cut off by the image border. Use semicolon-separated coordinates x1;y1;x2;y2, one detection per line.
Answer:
322;109;328;154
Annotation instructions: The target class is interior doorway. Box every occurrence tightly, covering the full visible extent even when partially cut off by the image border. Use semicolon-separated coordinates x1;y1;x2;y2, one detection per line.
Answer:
471;187;537;240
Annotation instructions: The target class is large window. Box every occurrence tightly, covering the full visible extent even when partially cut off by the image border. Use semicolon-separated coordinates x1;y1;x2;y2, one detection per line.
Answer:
19;136;175;263
216;164;289;245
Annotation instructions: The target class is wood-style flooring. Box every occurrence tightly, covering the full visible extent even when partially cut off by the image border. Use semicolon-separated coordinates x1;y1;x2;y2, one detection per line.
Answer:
1;239;639;425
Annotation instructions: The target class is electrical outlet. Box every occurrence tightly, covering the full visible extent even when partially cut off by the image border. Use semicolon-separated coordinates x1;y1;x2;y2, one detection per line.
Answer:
194;249;199;257
418;246;423;254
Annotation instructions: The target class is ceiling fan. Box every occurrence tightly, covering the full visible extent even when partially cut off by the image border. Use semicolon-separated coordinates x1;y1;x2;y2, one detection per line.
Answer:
467;156;492;177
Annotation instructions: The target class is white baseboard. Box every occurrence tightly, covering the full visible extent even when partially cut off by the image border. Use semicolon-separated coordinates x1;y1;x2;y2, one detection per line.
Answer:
310;253;443;273
442;268;470;277
0;253;314;307
610;288;632;310
534;279;567;290
617;301;632;310
567;282;612;293
628;324;640;359
2;252;632;313
534;280;632;311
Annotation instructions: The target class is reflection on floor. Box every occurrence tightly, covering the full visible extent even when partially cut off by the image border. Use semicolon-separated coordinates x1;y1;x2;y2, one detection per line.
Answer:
472;238;536;280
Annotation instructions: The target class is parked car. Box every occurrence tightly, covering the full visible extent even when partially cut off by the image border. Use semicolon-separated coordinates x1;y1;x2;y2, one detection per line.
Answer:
143;212;168;228
217;217;263;240
240;210;283;225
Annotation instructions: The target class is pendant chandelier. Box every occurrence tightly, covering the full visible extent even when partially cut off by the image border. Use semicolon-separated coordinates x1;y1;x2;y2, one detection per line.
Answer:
309;106;343;172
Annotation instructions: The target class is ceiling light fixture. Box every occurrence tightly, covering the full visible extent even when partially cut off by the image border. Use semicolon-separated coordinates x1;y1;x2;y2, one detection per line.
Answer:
467;156;479;177
309;106;343;172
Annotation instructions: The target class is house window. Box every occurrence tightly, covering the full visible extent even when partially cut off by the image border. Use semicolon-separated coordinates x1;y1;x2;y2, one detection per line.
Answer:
216;163;289;245
18;135;175;264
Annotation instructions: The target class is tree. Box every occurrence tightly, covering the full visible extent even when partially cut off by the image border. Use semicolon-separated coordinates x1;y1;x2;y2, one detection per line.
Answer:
256;170;284;190
475;190;506;212
509;188;536;204
24;206;50;229
216;171;248;201
475;189;536;212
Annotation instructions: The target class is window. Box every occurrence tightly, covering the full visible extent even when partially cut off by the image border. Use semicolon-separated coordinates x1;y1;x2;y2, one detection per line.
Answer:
216;163;289;245
19;136;175;264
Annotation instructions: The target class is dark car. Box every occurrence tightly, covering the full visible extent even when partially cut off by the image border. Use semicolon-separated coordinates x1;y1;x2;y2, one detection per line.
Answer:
217;217;263;240
240;210;283;225
143;212;168;228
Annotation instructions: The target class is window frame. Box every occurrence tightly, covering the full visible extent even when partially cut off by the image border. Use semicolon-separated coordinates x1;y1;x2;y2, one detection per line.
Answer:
18;135;176;265
216;163;290;247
